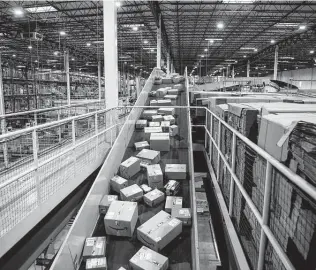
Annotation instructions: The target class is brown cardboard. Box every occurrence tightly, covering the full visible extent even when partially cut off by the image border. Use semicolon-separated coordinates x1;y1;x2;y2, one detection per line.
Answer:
149;122;161;127
86;257;107;270
147;164;163;188
120;184;143;202
143;110;158;119
119;156;141;179
171;208;192;226
150;133;170;152
143;189;165;207
136;149;160;164
165;196;183;213
196;192;209;214
165;164;186;180
99;195;118;215
82;237;106;260
134;141;150;151
110;175;128;193
150;100;158;106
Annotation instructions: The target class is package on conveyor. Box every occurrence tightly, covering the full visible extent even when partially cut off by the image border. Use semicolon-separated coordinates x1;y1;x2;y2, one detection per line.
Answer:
150;100;158;106
149;122;160;127
150;133;170;151
140;184;152;194
119;156;141;179
163;115;175;125
157;99;172;106
172;76;184;84
156;88;168;98
136;149;160;164
167;89;179;95
135;120;147;130
165;164;186;180
149;91;156;97
137;210;182;251
196;192;209;214
164;94;178;100
173;84;184;91
158;107;175;116
86;257;107;270
111;175;128;193
215;104;229;122
147;164;163;188
144;127;162;141
260;102;316;116
143;188;165;207
160;121;170;132
120;184;143;202
104;201;138;237
134;141;150;151
154;77;162;85
171;208;192;226
142;110;158;120
129;246;169;270
151;114;164;122
82;237;106;261
164;180;180;196
169;124;179;136
99;194;118;215
165;196;183;213
162;77;173;84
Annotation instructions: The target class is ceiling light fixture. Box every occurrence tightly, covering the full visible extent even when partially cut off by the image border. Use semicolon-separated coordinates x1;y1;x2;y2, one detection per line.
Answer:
310;50;314;54
143;40;148;44
201;55;205;58
271;39;275;44
71;58;75;61
279;56;294;60
12;54;16;57
217;22;224;29
13;7;24;16
243;55;247;58
28;45;32;49
59;31;66;36
299;25;306;30
204;49;208;52
87;42;91;46
254;49;258;52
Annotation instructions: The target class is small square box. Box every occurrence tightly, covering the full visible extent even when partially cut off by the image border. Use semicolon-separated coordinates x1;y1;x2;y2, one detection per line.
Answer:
150;133;170;152
162;77;173;84
149;122;160;127
171;208;192;226
104;201;138;237
156;88;168;97
150;100;158;106
160;121;170;132
151;115;164;122
157;99;172;106
144;127;162;141
119;157;141;179
120;184;143;202
164;95;177;100
82;237;106;261
99;195;118;215
164;180;180;196
169;125;179;136
165;164;186;180
140;184;152;194
165;196;183;213
86;257;107;270
163;115;175;124
143;189;165;207
136;149;160;164
135;141;150;151
135;120;147;130
158;108;175;116
143;110;158;119
111;175;128;193
147;164;163;188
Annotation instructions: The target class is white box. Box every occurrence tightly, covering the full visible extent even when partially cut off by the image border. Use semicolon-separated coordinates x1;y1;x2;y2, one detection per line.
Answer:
120;184;143;202
164;95;177;100
165;164;186;180
104;201;138;237
151;115;164;122
143;110;158;119
150;133;170;152
143;189;165;207
196;192;209;214
140;184;152;194
158;107;175;115
160;121;170;132
157;99;172;106
164;180;180;196
119;156;141;179
135;120;147;129
111;175;128;193
82;237;106;260
136;149;161;164
165;196;183;213
156;88;168;98
150;100;158;106
163;115;175;124
167;89;179;95
144;127;162;141
171;208;191;226
86;258;107;270
137;210;182;251
99;195;118;215
149;122;160;127
134;141;150;151
169;125;179;136
129;246;169;270
172;76;181;84
162;77;173;84
147;164;163;188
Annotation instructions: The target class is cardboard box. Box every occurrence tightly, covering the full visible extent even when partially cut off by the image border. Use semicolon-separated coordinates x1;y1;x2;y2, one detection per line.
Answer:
119;156;141;179
135;141;150;151
147;164;163;188
165;196;183;213
144;127;163;141
143;110;158;120
149;122;160;127
169;125;179;136
167;89;179;95
99;195;118;215
150;133;170;152
173;84;184;91
120;184;143;202
104;201;138;237
150;100;158;106
196;192;209;214
163;115;175;124
162;77;173;84
82;237;106;260
140;184;152;194
136;149;160;164
143;189;165;207
140;160;150;171
111;175;128;193
158;108;175;116
156;88;168;98
160;121;170;132
137;210;182;251
151;115;164;122
165;164;186;180
86;257;107;270
135;120;147;129
164;180;180;196
129;246;169;270
157;99;172;106
171;208;192;226
164;94;178;100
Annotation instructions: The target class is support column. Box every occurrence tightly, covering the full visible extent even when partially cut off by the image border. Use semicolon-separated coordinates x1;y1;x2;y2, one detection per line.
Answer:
232;65;235;78
247;60;250;78
273;45;279;80
171;60;174;74
103;0;118;109
157;13;162;68
227;65;230;78
167;51;170;76
64;50;70;105
98;61;102;100
0;53;8;167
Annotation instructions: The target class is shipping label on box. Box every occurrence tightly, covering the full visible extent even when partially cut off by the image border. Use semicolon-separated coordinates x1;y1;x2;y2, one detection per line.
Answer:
163;115;175;124
120;184;143;202
129;246;169;270
165;164;186;180
135;141;150;151
160;121;170;132
104;201;138;237
169;125;179;136
143;110;158;119
173;84;184;91
86;257;107;270
144;127;162;141
143;189;165;207
136;149;160;164
165;196;183;213
196;192;209;214
147;164;163;188
99;195;118;215
164;180;180;196
82;237;106;260
111;175;128;193
171;208;192;226
136;120;147;129
150;133;170;152
149;122;160;127
151;115;164;122
137;210;183;251
140;184;152;194
158;107;175;116
162;77;173;84
119;156;141;179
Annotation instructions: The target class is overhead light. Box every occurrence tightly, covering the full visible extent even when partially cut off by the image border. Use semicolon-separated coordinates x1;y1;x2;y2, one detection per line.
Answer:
271;39;275;44
279;56;294;60
28;45;32;49
116;1;121;7
13;7;24;16
310;50;314;54
223;0;254;2
132;26;138;31
205;38;223;41
71;58;75;61
25;6;57;13
240;47;256;50
299;25;306;30
16;65;26;68
12;54;16;57
87;42;91;46
243;55;247;58
275;23;299;28
54;51;59;56
143;40;148;44
59;31;66;36
217;22;224;29
121;24;144;28
204;49;208;52
201;55;205;58
150;49;154;52
130;64;133;67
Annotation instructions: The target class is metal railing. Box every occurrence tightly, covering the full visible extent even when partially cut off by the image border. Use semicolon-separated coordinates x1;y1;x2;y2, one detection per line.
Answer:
193;105;316;270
